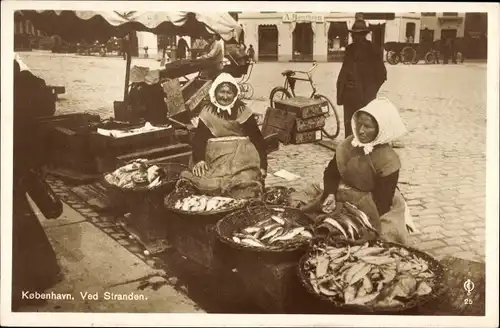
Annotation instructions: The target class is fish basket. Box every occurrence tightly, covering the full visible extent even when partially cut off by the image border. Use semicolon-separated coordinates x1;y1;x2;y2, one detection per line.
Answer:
297;239;447;314
215;204;315;256
102;163;187;196
163;188;249;221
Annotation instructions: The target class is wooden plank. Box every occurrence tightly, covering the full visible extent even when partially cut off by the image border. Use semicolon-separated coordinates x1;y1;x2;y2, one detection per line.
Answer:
274;96;323;119
261;107;295;145
163;78;187;117
185;80;211;112
116;143;192;163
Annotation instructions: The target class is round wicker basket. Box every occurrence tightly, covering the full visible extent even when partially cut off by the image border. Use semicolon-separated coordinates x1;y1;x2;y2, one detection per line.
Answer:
297;239;446;314
215;204;316;255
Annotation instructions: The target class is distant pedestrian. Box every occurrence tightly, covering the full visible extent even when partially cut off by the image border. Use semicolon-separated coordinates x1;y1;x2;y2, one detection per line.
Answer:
336;16;387;138
247;44;256;63
176;37;190;60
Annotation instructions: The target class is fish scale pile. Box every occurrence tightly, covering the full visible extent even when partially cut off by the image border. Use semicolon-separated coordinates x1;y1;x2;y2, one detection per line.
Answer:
231;208;313;249
304;241;436;308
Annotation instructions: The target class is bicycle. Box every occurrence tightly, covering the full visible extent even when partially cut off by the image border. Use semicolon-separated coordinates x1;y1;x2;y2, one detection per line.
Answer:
269;62;340;139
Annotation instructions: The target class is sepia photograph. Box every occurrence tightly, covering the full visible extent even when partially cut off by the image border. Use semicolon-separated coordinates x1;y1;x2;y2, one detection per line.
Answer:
1;1;498;327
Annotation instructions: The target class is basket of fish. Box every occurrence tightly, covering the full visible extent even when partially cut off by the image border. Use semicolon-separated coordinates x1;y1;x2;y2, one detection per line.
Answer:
215;205;315;255
297;239;445;314
164;188;248;217
103;159;187;193
313;202;379;245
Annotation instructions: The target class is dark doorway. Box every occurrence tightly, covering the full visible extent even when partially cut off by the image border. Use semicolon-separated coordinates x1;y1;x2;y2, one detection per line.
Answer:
292;22;314;61
370;23;386;53
258;25;279;61
327;22;348;62
441;28;457;40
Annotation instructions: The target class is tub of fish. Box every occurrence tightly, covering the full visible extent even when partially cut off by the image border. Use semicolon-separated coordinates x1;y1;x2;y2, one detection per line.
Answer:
297;239;446;314
215;204;316;263
313;202;379;245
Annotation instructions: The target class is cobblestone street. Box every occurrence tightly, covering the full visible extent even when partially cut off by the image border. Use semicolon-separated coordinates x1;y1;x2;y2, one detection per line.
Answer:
18;51;488;262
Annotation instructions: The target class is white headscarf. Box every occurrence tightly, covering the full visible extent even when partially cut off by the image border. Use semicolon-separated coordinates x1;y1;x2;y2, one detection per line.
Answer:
208;73;241;115
351;97;407;155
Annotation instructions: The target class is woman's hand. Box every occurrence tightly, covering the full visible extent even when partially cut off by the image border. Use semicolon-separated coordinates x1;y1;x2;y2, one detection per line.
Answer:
321;194;336;213
192;161;209;177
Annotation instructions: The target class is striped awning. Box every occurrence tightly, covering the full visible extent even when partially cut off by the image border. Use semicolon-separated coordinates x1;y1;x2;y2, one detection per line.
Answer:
17;10;242;42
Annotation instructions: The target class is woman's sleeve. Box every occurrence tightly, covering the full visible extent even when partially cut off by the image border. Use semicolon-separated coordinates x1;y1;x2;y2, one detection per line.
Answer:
373;170;399;216
241;115;268;170
322;155;341;200
191;120;213;163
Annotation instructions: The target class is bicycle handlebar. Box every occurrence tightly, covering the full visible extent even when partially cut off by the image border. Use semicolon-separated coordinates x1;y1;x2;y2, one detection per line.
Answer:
292;62;318;76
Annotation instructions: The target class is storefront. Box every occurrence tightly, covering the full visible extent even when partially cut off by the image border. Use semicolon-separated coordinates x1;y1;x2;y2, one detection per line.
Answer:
239;12;421;62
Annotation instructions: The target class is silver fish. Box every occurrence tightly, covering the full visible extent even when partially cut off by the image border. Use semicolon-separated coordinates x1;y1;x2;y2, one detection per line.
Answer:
273;227;305;242
260;226;284;240
344;202;374;230
323;218;349;239
241;238;265;248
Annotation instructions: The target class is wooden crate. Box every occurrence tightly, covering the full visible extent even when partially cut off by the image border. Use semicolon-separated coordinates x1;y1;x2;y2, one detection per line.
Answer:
261;107;296;145
274;96;323;119
295;115;325;132
291;129;323;144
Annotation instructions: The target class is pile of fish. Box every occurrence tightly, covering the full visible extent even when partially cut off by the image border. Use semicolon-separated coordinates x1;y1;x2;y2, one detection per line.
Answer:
174;195;246;213
231;208;313;249
304;241;436;308
316;202;377;241
104;159;165;189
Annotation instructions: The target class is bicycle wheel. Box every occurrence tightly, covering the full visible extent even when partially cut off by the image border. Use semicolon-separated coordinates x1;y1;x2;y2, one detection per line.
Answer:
269;87;291;108
313;94;340;139
386;50;398;65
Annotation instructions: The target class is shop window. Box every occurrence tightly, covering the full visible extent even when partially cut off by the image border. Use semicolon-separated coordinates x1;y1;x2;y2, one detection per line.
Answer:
258;25;278;61
421;12;436;16
292;22;314;61
420;28;435;44
405;22;416;42
442;12;459;16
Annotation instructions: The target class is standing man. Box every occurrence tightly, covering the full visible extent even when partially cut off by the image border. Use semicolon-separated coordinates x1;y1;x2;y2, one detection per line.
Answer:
336;15;387;138
176;36;190;60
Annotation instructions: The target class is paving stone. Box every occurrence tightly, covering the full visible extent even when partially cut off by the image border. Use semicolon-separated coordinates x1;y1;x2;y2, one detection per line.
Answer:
416;240;447;251
441;229;470;237
420;225;444;234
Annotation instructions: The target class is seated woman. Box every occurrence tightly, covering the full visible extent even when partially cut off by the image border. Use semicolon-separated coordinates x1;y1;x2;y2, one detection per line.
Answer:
300;98;414;244
176;73;267;199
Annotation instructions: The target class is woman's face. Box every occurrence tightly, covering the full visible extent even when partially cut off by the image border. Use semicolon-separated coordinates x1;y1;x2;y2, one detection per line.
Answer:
356;112;378;143
215;84;236;107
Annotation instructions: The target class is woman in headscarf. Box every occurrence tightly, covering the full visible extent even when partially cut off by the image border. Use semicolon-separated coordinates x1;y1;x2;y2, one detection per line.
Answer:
299;98;413;244
177;73;267;199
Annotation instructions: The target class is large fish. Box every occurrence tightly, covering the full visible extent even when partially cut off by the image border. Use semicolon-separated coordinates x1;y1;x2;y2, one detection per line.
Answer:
323;218;349;239
344;202;374;230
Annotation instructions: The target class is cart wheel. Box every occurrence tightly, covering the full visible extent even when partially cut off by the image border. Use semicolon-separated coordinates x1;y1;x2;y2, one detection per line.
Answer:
269;87;291;108
239;82;254;100
313;94;340;139
401;47;416;65
424;52;435;64
386;50;399;65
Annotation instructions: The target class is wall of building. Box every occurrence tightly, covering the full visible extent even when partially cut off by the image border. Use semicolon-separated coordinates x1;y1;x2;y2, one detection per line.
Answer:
420;13;466;41
239;12;422;62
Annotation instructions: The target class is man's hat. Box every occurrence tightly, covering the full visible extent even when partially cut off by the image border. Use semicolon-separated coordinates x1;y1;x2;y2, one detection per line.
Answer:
349;13;370;34
349;19;371;34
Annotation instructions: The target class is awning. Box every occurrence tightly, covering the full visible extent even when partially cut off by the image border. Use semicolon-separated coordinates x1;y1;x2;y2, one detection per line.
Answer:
18;10;242;42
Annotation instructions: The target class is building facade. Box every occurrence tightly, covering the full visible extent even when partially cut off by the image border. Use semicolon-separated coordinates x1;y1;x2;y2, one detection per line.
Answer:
237;12;421;62
419;12;466;42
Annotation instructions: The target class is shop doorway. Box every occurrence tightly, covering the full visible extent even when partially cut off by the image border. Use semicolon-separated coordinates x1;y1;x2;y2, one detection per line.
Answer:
258;25;278;61
292;22;314;62
370;23;386;53
441;29;457;41
327;22;348;62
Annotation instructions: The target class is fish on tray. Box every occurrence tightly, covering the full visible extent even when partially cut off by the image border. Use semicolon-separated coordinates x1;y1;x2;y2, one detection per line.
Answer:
304;241;437;308
231;209;313;249
174;195;246;213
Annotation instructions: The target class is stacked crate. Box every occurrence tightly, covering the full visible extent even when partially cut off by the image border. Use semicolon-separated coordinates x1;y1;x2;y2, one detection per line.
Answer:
263;96;325;145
